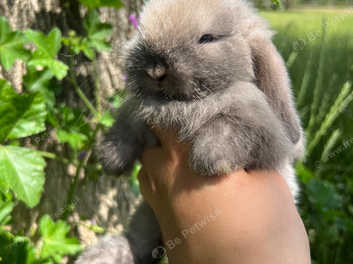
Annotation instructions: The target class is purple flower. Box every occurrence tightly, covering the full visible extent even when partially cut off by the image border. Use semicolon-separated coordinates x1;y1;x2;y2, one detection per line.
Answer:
122;73;127;81
109;103;115;110
78;151;87;161
129;14;139;29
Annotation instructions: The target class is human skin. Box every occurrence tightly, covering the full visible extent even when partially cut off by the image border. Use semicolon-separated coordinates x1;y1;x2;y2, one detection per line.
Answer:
138;128;311;264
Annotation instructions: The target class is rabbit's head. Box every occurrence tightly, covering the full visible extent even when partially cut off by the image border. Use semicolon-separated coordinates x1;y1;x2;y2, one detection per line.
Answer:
125;0;303;146
124;0;260;101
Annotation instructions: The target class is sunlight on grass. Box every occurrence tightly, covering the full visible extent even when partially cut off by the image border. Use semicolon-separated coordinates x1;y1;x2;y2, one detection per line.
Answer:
262;8;353;36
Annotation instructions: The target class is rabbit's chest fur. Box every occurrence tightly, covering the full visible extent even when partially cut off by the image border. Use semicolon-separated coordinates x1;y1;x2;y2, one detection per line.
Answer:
132;81;296;193
136;84;232;140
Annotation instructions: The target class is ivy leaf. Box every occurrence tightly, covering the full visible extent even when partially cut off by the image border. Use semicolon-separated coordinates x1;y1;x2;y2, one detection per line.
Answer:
25;28;68;80
39;215;81;262
0;79;47;142
0;146;45;208
79;0;123;9
23;68;56;109
83;10;113;53
0;17;30;70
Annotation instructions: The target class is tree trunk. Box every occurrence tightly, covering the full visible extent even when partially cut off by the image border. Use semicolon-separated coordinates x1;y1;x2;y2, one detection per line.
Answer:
0;0;143;248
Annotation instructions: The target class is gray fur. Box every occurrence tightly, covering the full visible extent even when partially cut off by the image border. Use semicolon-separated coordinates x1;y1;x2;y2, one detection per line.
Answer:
75;202;162;264
79;0;304;263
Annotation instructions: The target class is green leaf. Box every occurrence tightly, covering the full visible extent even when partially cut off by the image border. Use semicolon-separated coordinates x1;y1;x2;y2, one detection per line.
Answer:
296;162;314;184
62;33;95;60
65;10;113;59
271;0;282;8
80;39;95;59
0;230;32;264
23;68;56;108
25;28;68;80
39;215;81;261
25;28;61;58
0;200;15;225
89;224;105;234
79;0;123;9
0;79;47;142
109;94;124;108
307;179;343;211
99;112;114;127
129;163;141;195
83;10;113;53
0;17;30;70
28;59;68;81
0;146;46;208
88;39;112;52
56;129;88;151
52;106;91;151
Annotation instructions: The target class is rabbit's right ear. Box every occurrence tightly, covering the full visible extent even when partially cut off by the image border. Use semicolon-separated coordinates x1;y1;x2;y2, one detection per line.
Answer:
249;34;302;145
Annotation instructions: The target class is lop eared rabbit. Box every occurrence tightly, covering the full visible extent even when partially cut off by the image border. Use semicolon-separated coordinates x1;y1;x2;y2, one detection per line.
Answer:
76;0;304;263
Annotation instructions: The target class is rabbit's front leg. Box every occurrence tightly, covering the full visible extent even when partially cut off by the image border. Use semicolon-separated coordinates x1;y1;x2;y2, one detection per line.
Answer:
189;116;250;176
98;99;158;175
190;83;293;177
190;112;291;177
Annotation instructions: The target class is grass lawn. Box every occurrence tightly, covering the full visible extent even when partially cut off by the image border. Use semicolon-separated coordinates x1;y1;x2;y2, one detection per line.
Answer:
259;9;353;264
260;8;353;157
259;8;353;107
262;8;353;36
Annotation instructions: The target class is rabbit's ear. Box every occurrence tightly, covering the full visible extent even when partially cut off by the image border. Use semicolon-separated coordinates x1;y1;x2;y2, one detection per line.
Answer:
250;35;302;144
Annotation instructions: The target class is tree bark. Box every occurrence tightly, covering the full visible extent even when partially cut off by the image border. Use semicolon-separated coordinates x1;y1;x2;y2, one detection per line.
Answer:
0;0;143;248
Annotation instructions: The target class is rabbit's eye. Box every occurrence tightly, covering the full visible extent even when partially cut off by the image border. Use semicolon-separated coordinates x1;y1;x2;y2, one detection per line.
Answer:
199;34;215;44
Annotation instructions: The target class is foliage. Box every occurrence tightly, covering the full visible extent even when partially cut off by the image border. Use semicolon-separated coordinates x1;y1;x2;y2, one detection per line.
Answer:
253;0;352;9
265;10;353;264
38;215;81;262
0;0;126;262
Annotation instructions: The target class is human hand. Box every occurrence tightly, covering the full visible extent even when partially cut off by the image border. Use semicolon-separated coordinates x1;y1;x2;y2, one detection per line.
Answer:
138;128;311;264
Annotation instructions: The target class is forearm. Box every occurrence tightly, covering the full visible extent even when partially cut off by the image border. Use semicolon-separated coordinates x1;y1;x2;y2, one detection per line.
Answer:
156;170;310;264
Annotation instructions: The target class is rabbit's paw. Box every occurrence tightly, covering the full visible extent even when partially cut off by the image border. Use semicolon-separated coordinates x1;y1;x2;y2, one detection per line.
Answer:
189;119;246;176
190;140;240;176
98;132;142;176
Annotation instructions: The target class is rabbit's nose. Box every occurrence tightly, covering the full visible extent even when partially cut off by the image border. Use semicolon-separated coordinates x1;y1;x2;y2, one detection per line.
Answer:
145;64;167;81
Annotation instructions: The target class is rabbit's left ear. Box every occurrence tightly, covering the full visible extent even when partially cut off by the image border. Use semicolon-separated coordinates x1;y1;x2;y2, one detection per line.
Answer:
249;34;302;144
